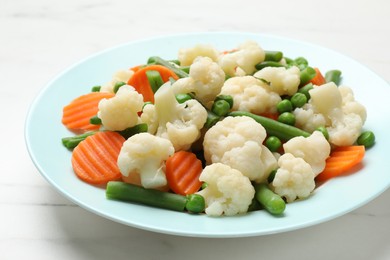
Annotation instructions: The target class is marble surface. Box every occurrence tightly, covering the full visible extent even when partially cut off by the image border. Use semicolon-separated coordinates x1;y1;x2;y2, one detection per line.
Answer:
2;0;390;259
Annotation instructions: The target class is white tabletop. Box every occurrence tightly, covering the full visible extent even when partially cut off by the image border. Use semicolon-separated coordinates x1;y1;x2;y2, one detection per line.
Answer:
2;0;390;259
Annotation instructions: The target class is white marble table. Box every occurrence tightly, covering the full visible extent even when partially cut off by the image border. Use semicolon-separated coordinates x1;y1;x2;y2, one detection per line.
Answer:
2;0;390;259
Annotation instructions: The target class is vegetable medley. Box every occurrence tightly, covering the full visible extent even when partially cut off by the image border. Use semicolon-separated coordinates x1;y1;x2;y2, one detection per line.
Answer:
61;40;375;217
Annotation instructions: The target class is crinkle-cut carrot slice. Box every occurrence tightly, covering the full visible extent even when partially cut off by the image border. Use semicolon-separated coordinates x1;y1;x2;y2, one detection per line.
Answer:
316;145;365;183
62;92;114;133
165;151;203;195
71;131;125;185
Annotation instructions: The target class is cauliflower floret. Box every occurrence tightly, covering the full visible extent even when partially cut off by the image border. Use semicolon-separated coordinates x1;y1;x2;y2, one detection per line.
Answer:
220;76;281;114
283;131;331;176
140;103;158;134
294;82;367;146
272;153;315;203
171;56;225;106
97;85;143;131
117;133;174;189
203;116;277;183
253;66;300;96
100;69;134;93
178;44;220;66
153;82;207;151
218;40;265;77
197;163;255;216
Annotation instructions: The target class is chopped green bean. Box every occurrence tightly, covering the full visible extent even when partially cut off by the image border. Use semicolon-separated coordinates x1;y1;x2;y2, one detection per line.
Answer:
113;81;126;93
325;69;342;85
204;110;220;129
175;93;193;104
118;123;148;139
62;131;96;149
316;126;329;140
298;83;314;100
91;85;101;92
146;70;164;93
264;50;283;62
254;183;285;215
89;115;102;125
255;61;285;70
300;66;316;86
211;99;231;116
228;111;310;141
147;56;189;78
357;131;375;148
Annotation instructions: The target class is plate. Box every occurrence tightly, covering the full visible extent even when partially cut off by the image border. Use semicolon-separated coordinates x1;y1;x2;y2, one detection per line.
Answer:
25;32;390;237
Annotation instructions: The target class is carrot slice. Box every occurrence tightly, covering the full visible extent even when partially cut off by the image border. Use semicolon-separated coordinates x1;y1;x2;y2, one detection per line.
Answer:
62;92;114;133
165;151;203;195
127;64;179;103
309;67;326;86
316;145;365;182
71;131;125;185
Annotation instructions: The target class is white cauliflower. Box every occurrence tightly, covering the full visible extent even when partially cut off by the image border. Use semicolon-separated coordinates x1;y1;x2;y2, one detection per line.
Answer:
117;133;174;189
178;44;220;66
97;85;144;131
153;82;207;151
197;163;255;216
253;66;301;96
139;103;158;134
294;82;367;146
171;56;225;106
272;153;315;203
283;131;330;176
219;76;281;114
203;116;277;183
100;69;134;93
218;40;265;77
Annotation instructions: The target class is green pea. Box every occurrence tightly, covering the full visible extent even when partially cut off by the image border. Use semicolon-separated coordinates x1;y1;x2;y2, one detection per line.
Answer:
185;194;205;214
278;112;296;126
277;99;293;114
357;131;375;148
265;136;282;152
291;92;307;108
211;99;231;116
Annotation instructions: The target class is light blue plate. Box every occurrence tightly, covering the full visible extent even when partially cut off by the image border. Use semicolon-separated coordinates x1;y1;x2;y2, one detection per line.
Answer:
25;32;390;237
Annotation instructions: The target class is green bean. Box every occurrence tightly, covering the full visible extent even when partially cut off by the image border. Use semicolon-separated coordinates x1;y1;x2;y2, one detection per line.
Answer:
175;93;193;104
278;112;296;126
264;50;283;62
277;99;293;113
290;92;307;108
254;183;285;215
106;181;188;212
255;61;285;70
91;85;101;92
185;194;205;214
357;131;375;148
211;99;231;116
325;69;342;85
118;123;148;139
298;83;314;100
179;66;190;74
215;95;234;109
113;81;126;93
265;136;282;152
247;198;262;212
147;56;189;78
228;111;310;140
315;126;329;140
89;115;102;125
145;70;164;93
204;110;221;128
267;170;277;183
61;131;96;149
300;66;316;86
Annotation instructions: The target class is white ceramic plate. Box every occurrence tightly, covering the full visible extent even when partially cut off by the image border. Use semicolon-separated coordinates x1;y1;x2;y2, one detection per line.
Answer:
25;32;390;237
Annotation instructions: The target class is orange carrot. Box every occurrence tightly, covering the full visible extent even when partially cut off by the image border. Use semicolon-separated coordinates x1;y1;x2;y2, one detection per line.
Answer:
259;112;279;121
165;151;203;195
71;131;125;185
62;92;114;133
316;145;365;182
310;67;326;86
127;64;179;103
